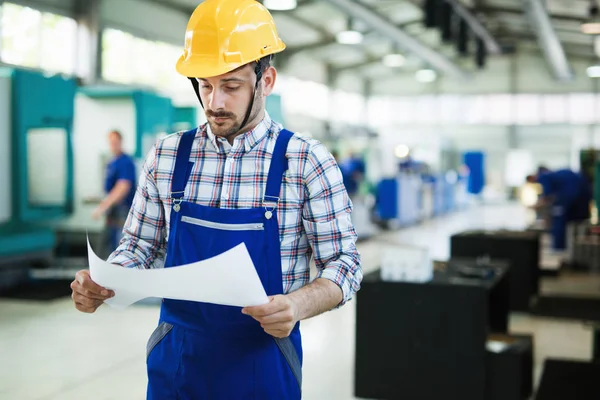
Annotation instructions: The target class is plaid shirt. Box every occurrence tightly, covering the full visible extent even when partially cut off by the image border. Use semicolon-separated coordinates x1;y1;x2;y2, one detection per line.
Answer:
108;112;362;305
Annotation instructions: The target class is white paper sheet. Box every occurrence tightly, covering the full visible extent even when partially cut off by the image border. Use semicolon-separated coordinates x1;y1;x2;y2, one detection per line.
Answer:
87;238;269;309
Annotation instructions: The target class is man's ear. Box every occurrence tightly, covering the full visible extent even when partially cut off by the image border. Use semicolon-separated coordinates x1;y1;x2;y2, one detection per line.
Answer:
261;66;277;97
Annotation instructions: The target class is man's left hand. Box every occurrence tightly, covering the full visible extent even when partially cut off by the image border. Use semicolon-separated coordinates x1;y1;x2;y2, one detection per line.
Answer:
242;295;299;338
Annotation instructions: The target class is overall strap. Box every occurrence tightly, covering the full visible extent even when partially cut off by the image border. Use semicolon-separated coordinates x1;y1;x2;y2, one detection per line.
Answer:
264;129;294;204
170;129;196;199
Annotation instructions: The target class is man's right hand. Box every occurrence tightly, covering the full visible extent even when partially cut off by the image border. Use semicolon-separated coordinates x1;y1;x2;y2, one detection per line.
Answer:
71;270;114;313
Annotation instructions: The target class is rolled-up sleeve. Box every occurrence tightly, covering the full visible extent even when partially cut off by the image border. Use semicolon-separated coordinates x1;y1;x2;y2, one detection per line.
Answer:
301;142;362;306
107;144;166;269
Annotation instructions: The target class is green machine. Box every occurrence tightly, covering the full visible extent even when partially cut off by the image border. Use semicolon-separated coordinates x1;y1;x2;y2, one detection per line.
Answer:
0;68;76;285
56;87;173;256
173;106;198;132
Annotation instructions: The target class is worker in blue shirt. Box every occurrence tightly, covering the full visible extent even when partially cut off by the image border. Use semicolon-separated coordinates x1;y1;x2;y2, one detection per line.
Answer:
92;130;137;251
527;167;591;250
340;153;366;197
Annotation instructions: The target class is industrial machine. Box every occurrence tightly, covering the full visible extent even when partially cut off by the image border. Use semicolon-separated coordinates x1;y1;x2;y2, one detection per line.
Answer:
0;67;76;290
55;87;173;258
172;106;198;132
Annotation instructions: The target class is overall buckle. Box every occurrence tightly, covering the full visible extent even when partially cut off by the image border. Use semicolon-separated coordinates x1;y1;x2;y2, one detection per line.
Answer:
263;195;279;220
170;191;185;212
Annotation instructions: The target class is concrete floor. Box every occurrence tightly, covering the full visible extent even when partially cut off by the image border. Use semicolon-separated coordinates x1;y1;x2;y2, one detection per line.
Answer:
0;202;597;399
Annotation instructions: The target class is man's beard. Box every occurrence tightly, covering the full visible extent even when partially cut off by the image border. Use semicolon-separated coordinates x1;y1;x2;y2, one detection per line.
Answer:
206;110;241;139
206;101;261;140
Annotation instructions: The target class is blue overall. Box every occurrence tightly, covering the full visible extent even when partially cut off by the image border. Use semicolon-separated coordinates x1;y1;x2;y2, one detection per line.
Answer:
146;129;302;400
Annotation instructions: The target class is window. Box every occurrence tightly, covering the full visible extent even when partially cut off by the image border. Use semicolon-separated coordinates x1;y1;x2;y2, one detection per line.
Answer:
514;94;541;125
568;93;595;124
438;95;463;124
487;95;512;125
101;28;191;96
101;28;134;84
0;2;77;75
463;96;489;125
541;95;568;124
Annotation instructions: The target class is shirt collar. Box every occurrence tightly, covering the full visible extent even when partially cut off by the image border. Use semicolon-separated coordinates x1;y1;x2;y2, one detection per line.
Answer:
205;111;272;153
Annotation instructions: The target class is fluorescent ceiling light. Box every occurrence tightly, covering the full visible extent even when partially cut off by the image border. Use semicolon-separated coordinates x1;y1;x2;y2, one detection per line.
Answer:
336;30;363;45
264;0;297;11
587;65;600;78
383;53;405;68
416;69;437;83
581;21;600;34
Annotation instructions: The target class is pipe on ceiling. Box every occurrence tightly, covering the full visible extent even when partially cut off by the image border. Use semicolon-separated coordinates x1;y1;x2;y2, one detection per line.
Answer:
523;0;574;81
324;0;470;79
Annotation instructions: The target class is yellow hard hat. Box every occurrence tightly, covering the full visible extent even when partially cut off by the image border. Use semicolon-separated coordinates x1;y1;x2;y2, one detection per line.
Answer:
176;0;286;78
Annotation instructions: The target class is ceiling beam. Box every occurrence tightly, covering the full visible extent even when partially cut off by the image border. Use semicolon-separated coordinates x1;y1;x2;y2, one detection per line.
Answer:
324;0;469;79
482;6;585;22
331;55;387;74
285;20;422;58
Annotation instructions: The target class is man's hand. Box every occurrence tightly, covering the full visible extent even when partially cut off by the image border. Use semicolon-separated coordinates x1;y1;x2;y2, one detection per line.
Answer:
91;205;105;220
71;270;114;313
242;295;299;338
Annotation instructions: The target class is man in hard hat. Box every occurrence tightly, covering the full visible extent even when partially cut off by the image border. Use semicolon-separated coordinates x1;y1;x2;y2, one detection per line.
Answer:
69;1;362;399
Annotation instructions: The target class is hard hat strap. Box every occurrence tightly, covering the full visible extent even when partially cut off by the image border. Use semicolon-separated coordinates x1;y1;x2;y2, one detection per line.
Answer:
238;62;264;132
189;78;204;109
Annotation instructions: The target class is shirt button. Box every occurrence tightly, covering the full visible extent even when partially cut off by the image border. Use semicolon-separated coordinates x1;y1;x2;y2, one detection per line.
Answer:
223;193;229;200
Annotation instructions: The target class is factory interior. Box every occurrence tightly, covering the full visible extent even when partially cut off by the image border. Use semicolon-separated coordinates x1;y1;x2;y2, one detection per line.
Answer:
2;0;600;399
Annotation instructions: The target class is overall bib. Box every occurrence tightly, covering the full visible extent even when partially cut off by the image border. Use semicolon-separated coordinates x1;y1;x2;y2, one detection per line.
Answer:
146;129;302;399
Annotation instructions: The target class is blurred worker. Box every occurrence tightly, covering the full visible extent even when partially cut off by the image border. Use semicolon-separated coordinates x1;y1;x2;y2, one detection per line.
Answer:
70;1;362;399
92;130;136;252
340;152;366;197
527;167;591;251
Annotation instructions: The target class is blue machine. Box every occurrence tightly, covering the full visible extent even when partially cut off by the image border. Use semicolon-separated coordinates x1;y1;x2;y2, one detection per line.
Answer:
463;151;486;195
375;173;422;227
0;68;76;277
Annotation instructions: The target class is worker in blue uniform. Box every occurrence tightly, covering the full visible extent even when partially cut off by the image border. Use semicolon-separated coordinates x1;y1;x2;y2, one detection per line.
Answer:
92;130;136;252
70;1;362;399
340;152;366;197
527;167;591;250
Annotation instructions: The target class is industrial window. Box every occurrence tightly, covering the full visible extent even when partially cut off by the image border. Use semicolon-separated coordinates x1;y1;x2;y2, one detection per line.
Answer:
280;76;330;120
0;2;77;75
101;28;190;95
487;94;512;125
568;93;596;124
514;94;541;125
540;95;568;124
463;95;489;125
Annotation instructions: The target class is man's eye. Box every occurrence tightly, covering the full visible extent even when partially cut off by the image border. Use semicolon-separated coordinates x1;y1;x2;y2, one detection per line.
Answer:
225;86;240;91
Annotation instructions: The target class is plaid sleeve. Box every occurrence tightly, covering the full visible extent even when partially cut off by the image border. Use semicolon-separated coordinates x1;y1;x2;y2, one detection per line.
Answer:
301;141;362;306
107;143;166;269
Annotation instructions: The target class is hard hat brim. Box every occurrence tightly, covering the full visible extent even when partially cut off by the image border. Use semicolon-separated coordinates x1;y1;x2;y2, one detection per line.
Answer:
176;45;285;79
